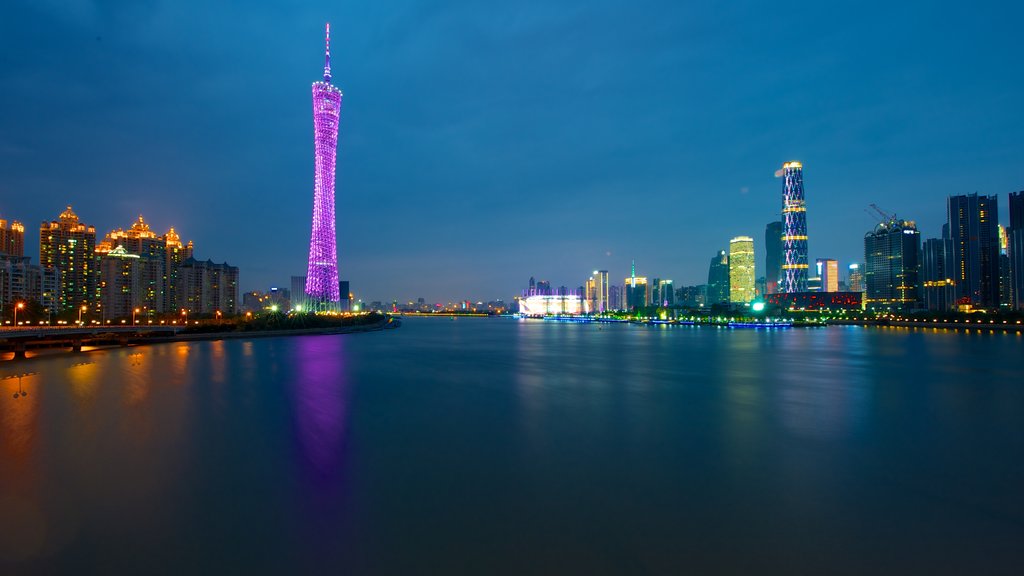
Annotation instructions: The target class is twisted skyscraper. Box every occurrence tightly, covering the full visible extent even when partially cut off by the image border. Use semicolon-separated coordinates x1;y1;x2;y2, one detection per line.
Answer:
305;23;343;312
780;161;809;293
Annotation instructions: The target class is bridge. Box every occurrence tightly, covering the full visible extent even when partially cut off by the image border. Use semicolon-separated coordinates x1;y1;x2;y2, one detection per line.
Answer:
0;326;181;359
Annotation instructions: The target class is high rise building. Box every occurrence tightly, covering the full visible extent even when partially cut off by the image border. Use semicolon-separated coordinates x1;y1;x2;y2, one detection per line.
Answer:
339;280;351;311
922;237;954;311
585;270;609;313
0;219;25;257
675;285;707;308
178;258;239;315
998;225;1011;307
624;277;649;309
779;161;809;293
815;258;839;292
608;284;622;311
99;245;163;320
291;276;307;310
96;216;168;314
163;227;193;312
1;255;60;315
657;279;674;306
729;236;755;303
947;194;999;309
847;263;864;293
305;24;343;313
864;217;920;309
1009;191;1024;310
764;221;782;294
707;250;730;304
39;206;97;312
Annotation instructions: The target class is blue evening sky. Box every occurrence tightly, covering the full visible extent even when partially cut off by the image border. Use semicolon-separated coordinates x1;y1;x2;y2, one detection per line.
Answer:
1;0;1021;302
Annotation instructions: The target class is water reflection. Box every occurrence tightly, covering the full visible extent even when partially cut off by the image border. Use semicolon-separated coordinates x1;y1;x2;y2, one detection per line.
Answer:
289;336;352;483
774;328;871;439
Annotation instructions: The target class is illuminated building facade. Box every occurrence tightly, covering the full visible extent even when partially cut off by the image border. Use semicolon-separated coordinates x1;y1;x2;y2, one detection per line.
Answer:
780;161;809;293
96;216;169;314
178;258;239;315
99;245;162;319
766;291;862;311
1;256;60;314
163;227;193;312
519;293;589;316
729;236;755;303
847;263;864;293
1;219;25;257
765;220;781;294
588;270;609;313
815;258;839;292
998;225;1011;307
304;24;343;312
922;237;954;311
707;250;729;304
676;285;706;308
947;194;999;309
624;276;649;309
864;217;920;309
656;279;674;306
39;206;97;312
1009;191;1024;310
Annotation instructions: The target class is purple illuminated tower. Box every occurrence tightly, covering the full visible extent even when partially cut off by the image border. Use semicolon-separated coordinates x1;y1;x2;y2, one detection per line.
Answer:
305;23;343;312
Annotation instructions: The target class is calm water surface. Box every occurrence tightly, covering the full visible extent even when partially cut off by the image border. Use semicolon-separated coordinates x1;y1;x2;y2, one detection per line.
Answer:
1;319;1023;574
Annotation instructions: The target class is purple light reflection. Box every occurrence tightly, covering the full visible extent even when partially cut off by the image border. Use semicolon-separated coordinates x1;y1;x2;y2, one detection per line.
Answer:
289;335;352;484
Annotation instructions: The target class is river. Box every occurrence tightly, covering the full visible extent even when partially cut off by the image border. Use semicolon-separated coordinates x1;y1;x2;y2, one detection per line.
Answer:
1;318;1022;574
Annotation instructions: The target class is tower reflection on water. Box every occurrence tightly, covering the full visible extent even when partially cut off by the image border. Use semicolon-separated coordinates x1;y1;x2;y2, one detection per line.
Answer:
290;336;352;483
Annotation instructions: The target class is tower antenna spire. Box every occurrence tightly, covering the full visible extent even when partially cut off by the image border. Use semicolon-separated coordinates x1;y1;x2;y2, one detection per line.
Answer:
323;22;332;83
631;259;635;279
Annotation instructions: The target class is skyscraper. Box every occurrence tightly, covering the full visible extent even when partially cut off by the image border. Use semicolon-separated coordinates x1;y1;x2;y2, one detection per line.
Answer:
815;258;839;292
304;24;343;313
163;227;193;312
779;162;808;293
947;194;999;309
39;206;97;312
657;279;674;306
588;270;609;313
1009;191;1024;310
707;250;729;304
765;220;782;294
922;237;954;311
864;217;920;309
998;225;1011;307
847;263;864;293
729;236;755;303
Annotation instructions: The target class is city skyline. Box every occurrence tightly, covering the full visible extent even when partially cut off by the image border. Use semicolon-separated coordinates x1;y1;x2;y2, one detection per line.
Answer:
1;2;1022;302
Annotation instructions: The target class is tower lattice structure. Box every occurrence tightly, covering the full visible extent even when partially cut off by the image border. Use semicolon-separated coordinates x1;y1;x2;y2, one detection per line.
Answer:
780;161;808;293
305;23;343;312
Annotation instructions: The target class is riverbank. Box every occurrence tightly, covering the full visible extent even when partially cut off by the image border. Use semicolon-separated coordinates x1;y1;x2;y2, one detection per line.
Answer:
829;318;1024;333
0;314;399;361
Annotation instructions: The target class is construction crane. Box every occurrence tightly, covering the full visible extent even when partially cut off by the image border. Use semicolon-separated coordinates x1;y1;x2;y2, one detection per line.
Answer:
868;204;892;222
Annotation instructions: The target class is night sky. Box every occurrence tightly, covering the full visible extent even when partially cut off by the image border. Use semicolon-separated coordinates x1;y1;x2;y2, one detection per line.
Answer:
2;1;1021;303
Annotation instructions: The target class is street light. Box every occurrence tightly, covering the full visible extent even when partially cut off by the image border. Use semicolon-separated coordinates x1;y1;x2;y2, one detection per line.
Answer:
181;308;188;324
79;305;87;325
215;310;222;322
133;308;141;326
14;302;24;326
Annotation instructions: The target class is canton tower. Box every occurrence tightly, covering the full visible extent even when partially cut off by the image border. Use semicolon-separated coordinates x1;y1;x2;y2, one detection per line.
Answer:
305;23;343;312
779;161;809;293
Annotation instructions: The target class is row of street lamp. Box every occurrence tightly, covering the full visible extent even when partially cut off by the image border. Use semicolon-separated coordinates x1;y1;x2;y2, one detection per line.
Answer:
6;302;223;327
